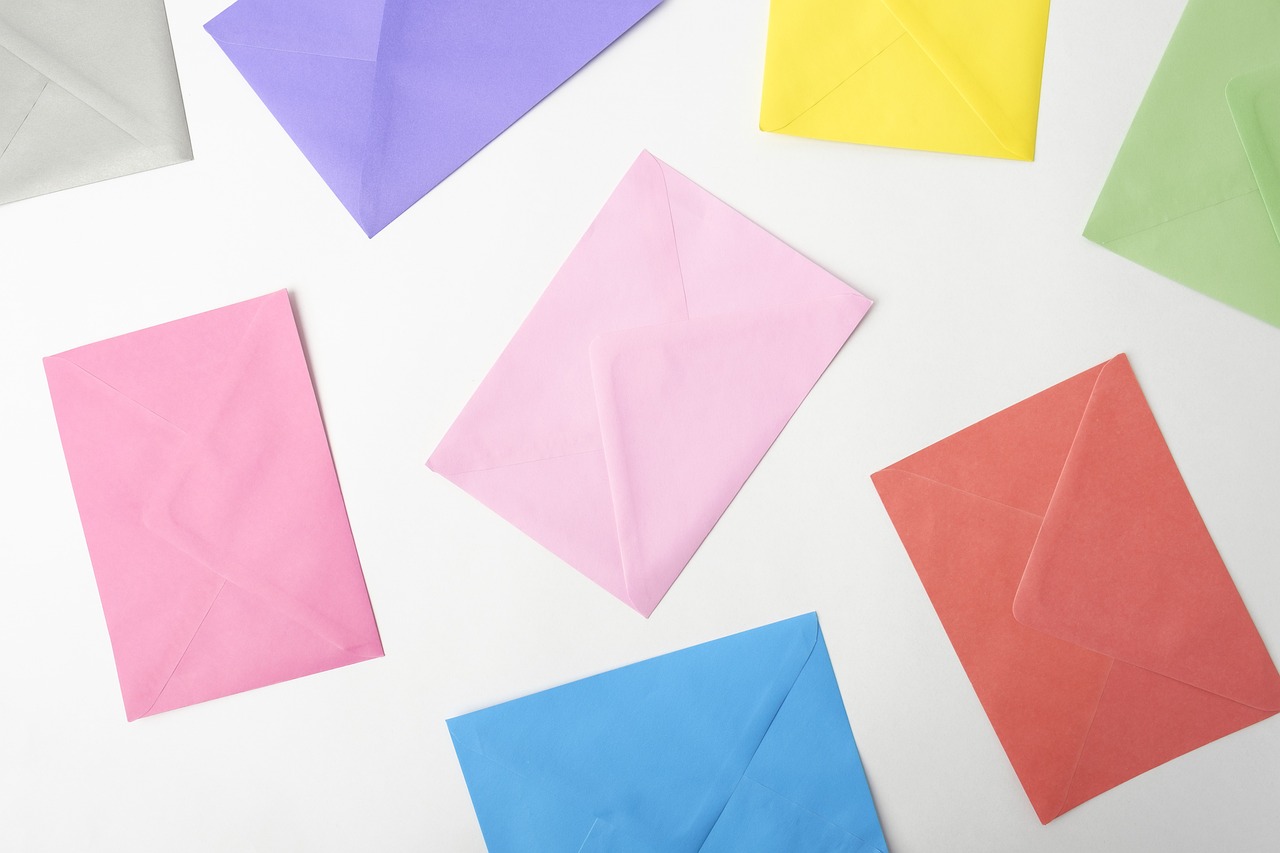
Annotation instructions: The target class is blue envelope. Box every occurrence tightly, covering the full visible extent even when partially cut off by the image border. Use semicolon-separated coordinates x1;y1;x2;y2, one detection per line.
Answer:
448;614;889;852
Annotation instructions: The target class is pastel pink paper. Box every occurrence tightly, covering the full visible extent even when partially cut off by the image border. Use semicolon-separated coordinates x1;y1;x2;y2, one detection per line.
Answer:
45;291;382;720
430;152;871;616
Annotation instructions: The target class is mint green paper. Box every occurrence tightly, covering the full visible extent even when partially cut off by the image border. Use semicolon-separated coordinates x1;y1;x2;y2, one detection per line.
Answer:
1084;0;1280;328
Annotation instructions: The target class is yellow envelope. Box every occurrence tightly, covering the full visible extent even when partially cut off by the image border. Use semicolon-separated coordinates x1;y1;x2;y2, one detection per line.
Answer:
760;0;1052;160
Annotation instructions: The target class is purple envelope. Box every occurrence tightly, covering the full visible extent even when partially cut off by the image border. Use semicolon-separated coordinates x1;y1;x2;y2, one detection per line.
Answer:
205;0;664;236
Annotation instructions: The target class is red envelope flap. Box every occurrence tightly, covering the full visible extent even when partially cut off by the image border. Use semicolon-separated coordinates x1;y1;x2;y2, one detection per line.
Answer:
589;294;866;615
885;361;1104;517
428;152;686;477
140;291;381;658
1013;355;1280;711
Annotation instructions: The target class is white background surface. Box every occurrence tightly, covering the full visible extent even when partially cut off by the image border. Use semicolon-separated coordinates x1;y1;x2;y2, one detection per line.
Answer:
3;0;1279;850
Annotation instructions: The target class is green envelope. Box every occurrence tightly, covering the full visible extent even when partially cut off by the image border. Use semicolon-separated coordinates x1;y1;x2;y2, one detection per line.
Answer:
1085;0;1280;328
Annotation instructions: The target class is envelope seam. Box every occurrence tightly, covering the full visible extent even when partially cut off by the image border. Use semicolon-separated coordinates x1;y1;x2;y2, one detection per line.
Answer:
46;355;183;433
1049;657;1114;820
655;163;690;319
210;38;378;65
882;468;1044;521
138;580;227;718
1093;188;1260;246
763;33;906;135
0;79;46;165
692;631;821;850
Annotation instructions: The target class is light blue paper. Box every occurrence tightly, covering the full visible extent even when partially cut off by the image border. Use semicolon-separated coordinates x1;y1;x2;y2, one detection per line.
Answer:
448;614;889;852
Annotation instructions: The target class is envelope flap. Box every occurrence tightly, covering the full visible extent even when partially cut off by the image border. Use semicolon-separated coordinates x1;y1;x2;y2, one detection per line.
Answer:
589;295;866;616
429;152;686;478
879;0;1049;159
0;0;190;152
701;625;887;852
1014;355;1280;711
448;615;818;851
1227;64;1280;246
882;361;1105;518
1084;0;1279;245
140;291;382;657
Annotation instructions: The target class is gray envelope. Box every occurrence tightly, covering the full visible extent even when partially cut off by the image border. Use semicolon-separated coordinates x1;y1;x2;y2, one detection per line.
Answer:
0;0;192;205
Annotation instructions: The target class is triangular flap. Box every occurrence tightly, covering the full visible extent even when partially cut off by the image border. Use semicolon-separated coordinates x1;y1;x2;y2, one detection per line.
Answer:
759;0;903;133
879;0;1048;159
204;0;386;60
590;295;864;616
43;357;224;721
880;361;1105;518
353;0;664;235
140;292;382;657
447;616;818;851
53;293;266;433
0;79;158;205
0;0;190;150
871;468;1113;823
210;39;378;225
655;155;869;316
1227;64;1280;245
427;152;685;478
1084;0;1280;245
711;626;888;852
1014;355;1280;710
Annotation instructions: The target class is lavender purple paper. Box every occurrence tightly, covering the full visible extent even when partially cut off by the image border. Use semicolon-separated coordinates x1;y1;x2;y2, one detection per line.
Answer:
206;0;664;236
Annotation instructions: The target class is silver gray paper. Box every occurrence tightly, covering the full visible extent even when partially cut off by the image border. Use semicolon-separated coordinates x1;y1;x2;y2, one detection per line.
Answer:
0;0;192;205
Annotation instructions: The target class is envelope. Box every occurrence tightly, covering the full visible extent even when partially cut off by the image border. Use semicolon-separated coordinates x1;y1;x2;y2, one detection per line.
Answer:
760;0;1051;160
204;0;663;237
428;152;871;617
0;0;191;205
871;354;1280;823
448;613;889;852
1085;0;1280;328
45;291;383;720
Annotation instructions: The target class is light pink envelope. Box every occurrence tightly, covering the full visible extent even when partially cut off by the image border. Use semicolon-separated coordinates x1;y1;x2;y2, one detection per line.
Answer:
45;291;382;720
429;152;872;616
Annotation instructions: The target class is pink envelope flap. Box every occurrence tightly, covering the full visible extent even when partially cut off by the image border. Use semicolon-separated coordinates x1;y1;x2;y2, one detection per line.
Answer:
46;291;381;719
430;152;870;614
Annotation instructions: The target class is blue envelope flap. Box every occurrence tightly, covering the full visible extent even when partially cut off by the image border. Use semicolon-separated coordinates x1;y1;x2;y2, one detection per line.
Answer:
449;614;889;852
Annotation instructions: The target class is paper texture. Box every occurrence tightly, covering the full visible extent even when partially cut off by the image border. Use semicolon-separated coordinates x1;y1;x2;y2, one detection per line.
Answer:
429;152;871;617
449;614;888;853
1085;0;1280;328
45;291;382;720
205;0;663;236
0;0;192;205
760;0;1051;160
872;354;1280;822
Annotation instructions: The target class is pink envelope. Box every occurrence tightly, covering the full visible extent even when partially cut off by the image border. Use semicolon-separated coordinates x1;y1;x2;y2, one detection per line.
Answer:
45;291;382;720
429;152;872;616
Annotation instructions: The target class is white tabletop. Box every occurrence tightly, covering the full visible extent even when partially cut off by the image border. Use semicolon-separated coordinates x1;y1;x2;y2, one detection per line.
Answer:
2;0;1278;850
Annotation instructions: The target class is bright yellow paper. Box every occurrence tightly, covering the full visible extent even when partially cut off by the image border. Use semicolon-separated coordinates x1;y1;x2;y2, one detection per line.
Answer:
760;0;1052;161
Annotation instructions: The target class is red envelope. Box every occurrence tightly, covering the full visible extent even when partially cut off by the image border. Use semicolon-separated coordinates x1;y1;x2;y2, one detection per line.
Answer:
45;291;382;720
872;354;1280;822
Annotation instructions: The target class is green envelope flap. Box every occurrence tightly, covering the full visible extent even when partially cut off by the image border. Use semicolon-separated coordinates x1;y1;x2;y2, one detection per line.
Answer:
1228;64;1280;246
1083;0;1280;329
